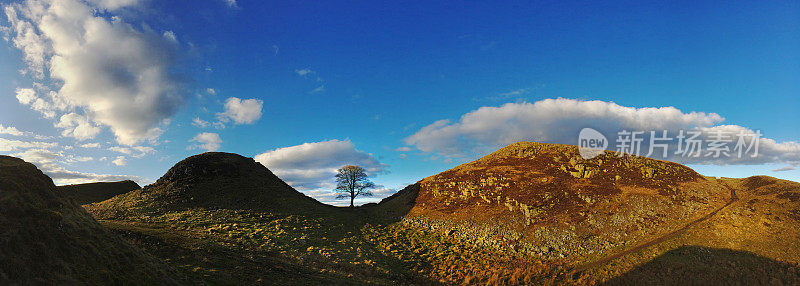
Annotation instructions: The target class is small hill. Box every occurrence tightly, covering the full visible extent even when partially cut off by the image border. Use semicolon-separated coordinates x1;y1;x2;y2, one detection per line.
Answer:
88;152;327;219
57;180;141;205
0;155;183;284
378;142;729;262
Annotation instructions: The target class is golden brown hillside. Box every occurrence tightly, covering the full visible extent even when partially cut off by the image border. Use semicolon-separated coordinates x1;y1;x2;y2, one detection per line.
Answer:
380;142;728;263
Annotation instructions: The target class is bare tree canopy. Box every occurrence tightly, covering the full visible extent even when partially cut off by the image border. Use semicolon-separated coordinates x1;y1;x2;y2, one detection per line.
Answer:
334;165;375;207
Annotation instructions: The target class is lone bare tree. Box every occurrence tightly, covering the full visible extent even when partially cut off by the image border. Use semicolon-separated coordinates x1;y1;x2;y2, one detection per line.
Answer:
334;165;375;207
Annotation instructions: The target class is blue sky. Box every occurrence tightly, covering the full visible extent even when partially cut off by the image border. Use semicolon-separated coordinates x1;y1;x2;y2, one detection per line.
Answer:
1;0;798;205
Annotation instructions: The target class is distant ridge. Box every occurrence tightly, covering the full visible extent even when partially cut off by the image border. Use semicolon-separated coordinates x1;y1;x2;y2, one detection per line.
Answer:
57;180;141;205
0;155;182;284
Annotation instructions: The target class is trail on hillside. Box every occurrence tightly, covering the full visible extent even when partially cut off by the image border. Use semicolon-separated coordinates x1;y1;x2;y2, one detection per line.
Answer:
569;189;738;276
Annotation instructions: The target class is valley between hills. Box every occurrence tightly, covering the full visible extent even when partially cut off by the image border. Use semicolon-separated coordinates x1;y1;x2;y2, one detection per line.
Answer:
2;142;800;285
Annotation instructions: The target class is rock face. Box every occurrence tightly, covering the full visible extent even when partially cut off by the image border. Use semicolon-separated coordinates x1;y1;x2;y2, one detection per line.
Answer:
57;180;141;205
0;156;181;284
88;152;326;218
379;142;727;262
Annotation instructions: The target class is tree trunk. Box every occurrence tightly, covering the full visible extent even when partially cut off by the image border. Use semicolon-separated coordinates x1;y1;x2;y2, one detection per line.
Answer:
349;195;354;208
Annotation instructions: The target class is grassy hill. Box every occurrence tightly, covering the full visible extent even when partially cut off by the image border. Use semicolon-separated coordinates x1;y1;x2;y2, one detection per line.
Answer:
0;156;185;285
88;152;330;219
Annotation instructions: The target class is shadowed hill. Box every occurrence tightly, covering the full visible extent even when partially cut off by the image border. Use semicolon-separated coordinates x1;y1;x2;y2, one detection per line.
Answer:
88;152;329;219
376;142;729;264
0;155;183;285
604;246;800;285
57;180;141;205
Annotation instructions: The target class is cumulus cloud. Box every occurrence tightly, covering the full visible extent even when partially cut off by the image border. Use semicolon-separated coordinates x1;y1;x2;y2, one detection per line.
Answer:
190;132;221;152
254;139;389;191
216;97;263;125
405;98;800;165
15;88;57;118
112;156;127;166
4;0;186;145
0;124;25;136
55;113;101;140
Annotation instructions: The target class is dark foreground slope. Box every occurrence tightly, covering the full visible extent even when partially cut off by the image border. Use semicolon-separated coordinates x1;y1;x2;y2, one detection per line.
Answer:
0;156;183;285
57;180;140;205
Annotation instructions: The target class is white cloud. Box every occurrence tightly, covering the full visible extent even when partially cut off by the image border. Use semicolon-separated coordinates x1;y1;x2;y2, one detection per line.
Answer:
395;147;412;152
108;145;154;158
222;0;237;8
310;85;325;94
55;112;101;140
112;155;127;166
0;138;57;152
295;69;315;76
254;139;389;191
405;98;799;165
14;88;57;118
80;142;100;148
0;124;25;136
67;155;93;162
772;164;797;172
10;148;138;184
192;117;210;128
86;0;141;11
12;149;60;165
305;186;396;206
0;123;50;139
5;0;187;145
499;89;528;97
216;97;263;124
190;132;221;152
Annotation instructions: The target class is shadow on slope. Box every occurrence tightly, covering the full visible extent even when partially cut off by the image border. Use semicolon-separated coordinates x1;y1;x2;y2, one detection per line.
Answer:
604;245;800;285
0;156;185;285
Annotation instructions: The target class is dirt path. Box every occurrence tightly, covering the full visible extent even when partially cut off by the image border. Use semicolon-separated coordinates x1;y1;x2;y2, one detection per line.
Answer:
568;189;738;276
